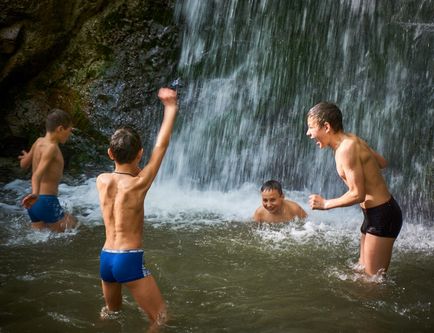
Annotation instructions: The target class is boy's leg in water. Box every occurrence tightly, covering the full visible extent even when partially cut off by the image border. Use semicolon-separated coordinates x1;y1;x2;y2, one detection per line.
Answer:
48;213;78;232
126;275;166;327
101;281;123;315
60;213;78;230
30;214;78;232
30;221;45;230
363;233;396;276
358;233;366;268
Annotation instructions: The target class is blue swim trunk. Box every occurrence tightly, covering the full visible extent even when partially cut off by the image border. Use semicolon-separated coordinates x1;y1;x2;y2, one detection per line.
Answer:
100;249;152;283
27;195;65;223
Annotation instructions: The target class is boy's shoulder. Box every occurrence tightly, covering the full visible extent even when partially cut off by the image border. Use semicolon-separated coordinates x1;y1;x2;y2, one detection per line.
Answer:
32;137;44;148
285;199;299;208
34;138;59;154
284;199;307;219
254;206;267;219
97;172;112;181
96;173;114;190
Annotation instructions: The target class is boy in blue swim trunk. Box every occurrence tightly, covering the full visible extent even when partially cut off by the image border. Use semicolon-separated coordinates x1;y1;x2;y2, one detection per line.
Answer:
96;87;178;330
19;109;77;232
306;102;403;277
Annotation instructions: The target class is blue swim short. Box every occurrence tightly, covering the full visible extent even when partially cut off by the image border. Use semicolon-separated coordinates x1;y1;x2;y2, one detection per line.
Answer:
100;249;152;283
27;195;65;223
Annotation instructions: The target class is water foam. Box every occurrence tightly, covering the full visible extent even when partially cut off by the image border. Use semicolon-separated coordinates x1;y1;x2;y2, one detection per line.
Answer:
1;178;433;253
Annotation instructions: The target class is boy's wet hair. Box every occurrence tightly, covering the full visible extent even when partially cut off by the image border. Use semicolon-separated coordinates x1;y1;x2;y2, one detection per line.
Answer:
110;127;142;164
260;180;283;196
307;102;343;132
46;109;72;132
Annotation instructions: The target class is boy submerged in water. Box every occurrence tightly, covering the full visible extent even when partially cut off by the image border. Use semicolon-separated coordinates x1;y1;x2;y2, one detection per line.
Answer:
253;180;307;223
306;102;402;277
96;88;178;330
19;108;77;232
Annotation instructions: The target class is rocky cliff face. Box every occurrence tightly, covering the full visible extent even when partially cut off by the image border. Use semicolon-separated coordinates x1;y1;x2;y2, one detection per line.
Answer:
0;0;179;180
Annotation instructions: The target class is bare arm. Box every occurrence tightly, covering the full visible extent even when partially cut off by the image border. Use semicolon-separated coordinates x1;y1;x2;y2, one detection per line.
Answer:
310;144;365;210
22;145;56;208
138;88;178;189
18;143;35;169
296;204;308;218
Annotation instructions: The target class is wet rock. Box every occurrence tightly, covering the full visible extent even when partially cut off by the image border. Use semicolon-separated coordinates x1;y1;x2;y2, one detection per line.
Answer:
0;22;22;55
0;0;180;180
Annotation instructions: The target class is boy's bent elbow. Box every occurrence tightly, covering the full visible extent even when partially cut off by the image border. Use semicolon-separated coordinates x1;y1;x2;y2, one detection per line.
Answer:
347;188;365;205
353;192;365;204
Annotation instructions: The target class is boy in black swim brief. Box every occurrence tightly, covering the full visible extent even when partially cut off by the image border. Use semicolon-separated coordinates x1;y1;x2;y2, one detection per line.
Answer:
361;196;402;238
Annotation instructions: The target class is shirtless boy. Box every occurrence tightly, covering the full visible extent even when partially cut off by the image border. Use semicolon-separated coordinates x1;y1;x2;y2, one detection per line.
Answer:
306;102;402;276
253;180;307;223
18;108;77;232
96;88;178;330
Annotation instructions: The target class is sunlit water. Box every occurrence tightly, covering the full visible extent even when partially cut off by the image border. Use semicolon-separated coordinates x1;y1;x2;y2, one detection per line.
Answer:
1;179;433;332
1;0;432;332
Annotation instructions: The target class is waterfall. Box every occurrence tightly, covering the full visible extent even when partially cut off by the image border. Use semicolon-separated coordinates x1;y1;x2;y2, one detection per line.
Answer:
160;0;433;221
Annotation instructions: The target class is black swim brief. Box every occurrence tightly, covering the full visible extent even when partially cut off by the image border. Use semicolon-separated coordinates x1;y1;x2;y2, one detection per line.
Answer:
360;196;402;238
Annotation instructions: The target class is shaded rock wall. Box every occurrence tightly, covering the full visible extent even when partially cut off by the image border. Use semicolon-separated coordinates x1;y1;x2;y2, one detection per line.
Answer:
0;0;179;180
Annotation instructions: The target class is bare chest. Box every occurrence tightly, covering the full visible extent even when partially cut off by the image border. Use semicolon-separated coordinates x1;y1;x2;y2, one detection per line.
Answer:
335;158;348;184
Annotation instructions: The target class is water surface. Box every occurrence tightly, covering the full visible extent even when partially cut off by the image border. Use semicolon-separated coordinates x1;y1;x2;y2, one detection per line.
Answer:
1;179;433;332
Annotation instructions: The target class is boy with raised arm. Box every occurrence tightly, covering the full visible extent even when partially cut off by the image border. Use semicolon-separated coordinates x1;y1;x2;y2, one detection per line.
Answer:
306;102;402;277
18;108;77;232
253;180;307;223
96;88;178;330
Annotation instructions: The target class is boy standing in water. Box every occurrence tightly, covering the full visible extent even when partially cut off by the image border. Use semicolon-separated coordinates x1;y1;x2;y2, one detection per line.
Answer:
253;180;307;223
19;108;77;232
96;88;177;330
306;102;402;276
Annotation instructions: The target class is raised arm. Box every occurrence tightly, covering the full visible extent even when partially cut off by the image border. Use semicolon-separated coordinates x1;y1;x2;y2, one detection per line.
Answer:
22;144;56;208
139;88;178;189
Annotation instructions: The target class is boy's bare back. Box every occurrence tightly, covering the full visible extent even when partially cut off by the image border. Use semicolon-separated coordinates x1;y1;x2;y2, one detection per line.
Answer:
97;87;178;251
31;137;64;195
97;173;149;250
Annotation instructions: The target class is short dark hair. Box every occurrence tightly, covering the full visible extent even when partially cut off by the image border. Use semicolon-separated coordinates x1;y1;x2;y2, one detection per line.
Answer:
260;180;283;195
109;127;142;164
46;109;72;132
307;102;343;132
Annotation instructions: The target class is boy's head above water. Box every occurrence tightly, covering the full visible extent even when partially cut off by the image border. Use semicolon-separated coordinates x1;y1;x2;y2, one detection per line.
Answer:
307;101;343;133
260;180;284;214
260;179;283;196
45;108;73;144
46;108;73;132
109;127;143;164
